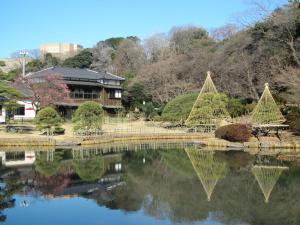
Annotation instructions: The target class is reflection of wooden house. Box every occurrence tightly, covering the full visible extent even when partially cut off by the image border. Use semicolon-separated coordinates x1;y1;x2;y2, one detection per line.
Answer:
103;154;122;173
28;67;124;116
72;148;122;174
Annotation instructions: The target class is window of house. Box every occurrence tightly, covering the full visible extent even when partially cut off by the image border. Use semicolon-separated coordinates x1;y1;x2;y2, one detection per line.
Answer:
115;90;121;98
109;90;121;99
6;152;25;161
15;106;25;116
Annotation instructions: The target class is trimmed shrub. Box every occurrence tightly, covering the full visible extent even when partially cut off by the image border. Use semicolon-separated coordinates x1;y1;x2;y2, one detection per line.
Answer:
73;101;104;131
215;124;251;142
185;92;230;127
34;107;62;135
162;93;198;122
227;98;246;118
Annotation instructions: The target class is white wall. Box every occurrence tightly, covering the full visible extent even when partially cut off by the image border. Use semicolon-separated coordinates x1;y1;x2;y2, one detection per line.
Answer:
0;105;6;123
14;100;36;121
0;151;36;167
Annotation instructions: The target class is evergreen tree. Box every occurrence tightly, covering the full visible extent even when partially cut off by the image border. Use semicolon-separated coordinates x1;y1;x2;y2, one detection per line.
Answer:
73;101;104;132
185;71;230;127
251;83;285;124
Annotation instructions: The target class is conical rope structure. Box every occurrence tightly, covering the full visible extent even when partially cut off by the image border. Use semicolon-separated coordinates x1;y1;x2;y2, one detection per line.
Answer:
199;71;218;95
185;71;230;127
185;148;228;201
251;83;285;125
251;165;288;203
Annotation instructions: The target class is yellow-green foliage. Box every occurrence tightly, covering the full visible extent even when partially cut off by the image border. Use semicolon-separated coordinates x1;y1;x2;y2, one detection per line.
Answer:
251;165;288;203
34;107;62;131
185;149;228;201
73;156;104;181
185;93;230;127
35;151;62;177
161;92;198;121
73;101;104;131
251;83;285;124
0;81;23;98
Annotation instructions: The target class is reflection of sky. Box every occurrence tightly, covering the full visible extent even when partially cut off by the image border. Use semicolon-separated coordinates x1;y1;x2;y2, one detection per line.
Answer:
3;195;224;225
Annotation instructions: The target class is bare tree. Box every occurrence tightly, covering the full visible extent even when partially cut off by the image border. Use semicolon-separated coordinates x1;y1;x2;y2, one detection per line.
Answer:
169;25;208;54
269;3;300;66
143;33;170;62
113;39;146;75
90;41;115;72
232;0;281;27
210;24;240;41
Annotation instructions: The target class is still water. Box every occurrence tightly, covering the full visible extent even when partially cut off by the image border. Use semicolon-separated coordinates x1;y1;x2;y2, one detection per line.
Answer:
0;142;299;225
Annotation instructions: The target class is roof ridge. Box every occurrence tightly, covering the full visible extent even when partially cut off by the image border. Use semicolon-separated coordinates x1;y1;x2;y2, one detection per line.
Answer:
26;66;54;77
106;72;125;80
85;68;99;73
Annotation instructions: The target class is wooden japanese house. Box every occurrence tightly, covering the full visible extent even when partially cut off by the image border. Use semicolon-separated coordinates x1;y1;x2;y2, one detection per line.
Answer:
28;67;124;117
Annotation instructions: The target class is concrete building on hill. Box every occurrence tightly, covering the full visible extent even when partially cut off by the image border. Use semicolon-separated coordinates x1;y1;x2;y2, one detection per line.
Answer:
40;43;83;59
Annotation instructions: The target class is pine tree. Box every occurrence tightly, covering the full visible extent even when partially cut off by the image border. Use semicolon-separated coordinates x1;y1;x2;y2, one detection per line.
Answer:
185;71;230;127
251;83;285;124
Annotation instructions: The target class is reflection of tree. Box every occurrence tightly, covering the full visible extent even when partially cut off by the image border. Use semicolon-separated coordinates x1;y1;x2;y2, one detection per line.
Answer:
82;148;300;225
185;148;228;201
0;174;22;222
113;149;213;222
35;150;62;177
251;165;288;203
73;156;104;181
161;149;195;178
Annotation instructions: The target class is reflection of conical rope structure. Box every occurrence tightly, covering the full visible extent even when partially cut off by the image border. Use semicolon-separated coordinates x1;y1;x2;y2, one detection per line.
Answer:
251;83;285;124
185;148;227;201
185;71;230;127
251;165;288;203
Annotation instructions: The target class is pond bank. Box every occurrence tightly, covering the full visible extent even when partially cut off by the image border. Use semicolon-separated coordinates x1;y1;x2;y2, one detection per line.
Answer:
0;133;300;150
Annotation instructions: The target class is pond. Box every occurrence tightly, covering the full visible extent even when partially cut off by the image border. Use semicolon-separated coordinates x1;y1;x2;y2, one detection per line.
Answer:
0;142;299;225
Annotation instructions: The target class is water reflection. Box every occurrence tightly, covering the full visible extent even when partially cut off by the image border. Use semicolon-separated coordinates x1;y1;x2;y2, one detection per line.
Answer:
185;148;228;201
35;150;61;177
0;143;299;225
252;165;288;203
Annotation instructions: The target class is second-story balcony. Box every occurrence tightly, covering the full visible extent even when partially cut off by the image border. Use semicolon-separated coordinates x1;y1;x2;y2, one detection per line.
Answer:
69;92;100;101
68;91;122;108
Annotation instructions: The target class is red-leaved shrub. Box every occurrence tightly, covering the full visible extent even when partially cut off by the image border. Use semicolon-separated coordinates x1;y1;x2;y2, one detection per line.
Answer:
215;124;251;142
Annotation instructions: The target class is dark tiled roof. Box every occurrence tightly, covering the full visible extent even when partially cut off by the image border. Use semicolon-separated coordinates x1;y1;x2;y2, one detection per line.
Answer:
27;67;124;81
1;80;33;98
11;81;33;98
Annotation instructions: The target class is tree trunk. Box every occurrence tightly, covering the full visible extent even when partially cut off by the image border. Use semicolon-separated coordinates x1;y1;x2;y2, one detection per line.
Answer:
288;41;300;67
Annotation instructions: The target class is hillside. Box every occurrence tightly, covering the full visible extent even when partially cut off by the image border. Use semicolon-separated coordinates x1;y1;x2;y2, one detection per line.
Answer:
89;2;300;105
1;2;299;106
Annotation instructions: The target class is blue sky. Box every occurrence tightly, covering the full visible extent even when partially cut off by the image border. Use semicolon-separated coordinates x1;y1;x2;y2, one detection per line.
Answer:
0;0;287;58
